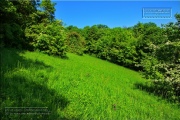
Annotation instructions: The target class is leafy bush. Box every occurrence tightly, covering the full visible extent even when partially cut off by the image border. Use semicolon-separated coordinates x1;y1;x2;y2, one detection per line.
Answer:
141;43;180;102
150;63;180;102
25;20;67;57
156;41;180;63
0;23;24;48
66;31;85;55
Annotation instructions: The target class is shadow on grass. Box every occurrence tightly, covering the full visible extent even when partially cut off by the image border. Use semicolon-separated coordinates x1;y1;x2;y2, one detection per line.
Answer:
0;48;78;120
0;48;52;71
134;82;156;95
134;82;180;104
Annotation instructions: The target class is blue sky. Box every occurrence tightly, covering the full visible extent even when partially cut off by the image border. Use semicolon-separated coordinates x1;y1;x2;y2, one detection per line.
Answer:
54;1;180;28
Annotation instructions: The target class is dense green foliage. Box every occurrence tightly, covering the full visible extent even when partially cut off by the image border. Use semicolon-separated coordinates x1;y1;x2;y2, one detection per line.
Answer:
0;0;37;48
1;48;179;119
65;26;85;55
25;20;67;57
0;0;67;57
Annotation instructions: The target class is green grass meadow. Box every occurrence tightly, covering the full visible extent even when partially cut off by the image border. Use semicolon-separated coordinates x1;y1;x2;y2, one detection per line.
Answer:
0;48;179;120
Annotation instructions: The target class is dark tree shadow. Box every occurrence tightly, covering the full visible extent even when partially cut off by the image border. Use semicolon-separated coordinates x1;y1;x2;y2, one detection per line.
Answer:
134;82;156;95
0;48;79;120
134;82;180;105
0;48;52;71
1;76;70;120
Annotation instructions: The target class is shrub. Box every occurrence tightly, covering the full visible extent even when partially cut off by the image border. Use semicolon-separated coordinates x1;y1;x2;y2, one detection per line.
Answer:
25;20;67;57
66;31;85;56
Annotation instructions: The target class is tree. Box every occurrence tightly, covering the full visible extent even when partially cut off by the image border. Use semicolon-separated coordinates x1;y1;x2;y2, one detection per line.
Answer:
40;0;56;22
66;32;85;55
0;0;37;48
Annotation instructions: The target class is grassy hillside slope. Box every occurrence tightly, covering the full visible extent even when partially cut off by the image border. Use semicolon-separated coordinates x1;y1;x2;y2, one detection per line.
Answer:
0;48;179;120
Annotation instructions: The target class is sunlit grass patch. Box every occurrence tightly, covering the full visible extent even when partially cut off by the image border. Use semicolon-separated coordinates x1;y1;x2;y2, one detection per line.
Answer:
1;48;179;120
